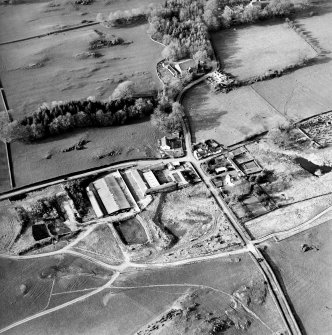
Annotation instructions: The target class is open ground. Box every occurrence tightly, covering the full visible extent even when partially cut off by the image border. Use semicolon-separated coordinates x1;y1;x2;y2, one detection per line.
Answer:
211;20;317;81
262;220;332;335
0;0;164;44
184;5;332;146
0;253;113;330
4;254;287;335
0;0;166;187
10;120;164;187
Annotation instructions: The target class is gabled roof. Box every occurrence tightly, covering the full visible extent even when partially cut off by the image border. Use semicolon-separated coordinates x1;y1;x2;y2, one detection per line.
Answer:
175;59;196;72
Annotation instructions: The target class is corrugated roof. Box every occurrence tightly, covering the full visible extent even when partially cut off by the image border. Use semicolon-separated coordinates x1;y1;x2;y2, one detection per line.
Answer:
143;170;160;188
104;175;131;210
128;169;148;198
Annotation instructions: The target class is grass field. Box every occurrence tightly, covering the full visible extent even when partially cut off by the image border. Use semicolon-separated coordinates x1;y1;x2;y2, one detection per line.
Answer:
262;221;332;334
11;119;163;187
0;0;164;43
211;21;317;80
0;24;162;119
249;7;332;122
6;254;287;335
0;253;113;330
182;82;285;145
73;223;124;265
184;5;332;147
0;3;165;188
0;205;20;252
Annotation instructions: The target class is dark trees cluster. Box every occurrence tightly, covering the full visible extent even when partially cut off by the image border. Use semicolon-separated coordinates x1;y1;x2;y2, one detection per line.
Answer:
203;0;309;30
148;0;213;61
89;35;124;50
19;97;156;141
64;178;91;217
151;98;184;133
148;0;310;62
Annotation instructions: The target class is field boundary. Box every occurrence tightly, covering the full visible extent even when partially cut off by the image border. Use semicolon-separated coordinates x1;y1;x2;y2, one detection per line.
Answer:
0;22;99;46
0;86;15;189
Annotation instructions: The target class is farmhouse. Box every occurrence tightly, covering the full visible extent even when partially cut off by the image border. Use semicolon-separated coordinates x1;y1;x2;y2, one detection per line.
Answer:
88;175;131;217
193;139;225;160
159;132;184;158
174;59;196;76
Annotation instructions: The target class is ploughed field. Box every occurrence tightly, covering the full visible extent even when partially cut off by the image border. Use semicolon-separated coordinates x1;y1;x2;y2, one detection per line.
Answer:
262;221;332;335
5;254;287;335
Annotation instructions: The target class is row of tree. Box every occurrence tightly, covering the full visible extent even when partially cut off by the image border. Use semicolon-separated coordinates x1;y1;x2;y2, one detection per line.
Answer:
204;0;310;30
18;96;156;141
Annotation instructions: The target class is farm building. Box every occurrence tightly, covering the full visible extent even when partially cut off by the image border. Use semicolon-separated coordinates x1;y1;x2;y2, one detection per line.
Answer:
164;64;179;78
193;139;225;160
174;59;196;75
159;132;184;158
249;0;270;8
87;175;131;217
126;169;148;198
143;170;160;188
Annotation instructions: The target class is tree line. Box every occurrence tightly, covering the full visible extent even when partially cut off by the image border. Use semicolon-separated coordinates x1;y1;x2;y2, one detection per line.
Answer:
148;0;310;63
18;96;156;141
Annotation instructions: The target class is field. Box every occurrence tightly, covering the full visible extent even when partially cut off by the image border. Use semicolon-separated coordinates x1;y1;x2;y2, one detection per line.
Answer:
262;221;332;334
0;0;166;188
0;0;164;44
5;254;287;335
0;253;113;330
0;24;162;119
184;3;332;147
0;204;21;252
211;21;317;80
245;193;332;239
73;223;124;265
11;120;163;187
182;82;285;146
249;5;332;122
